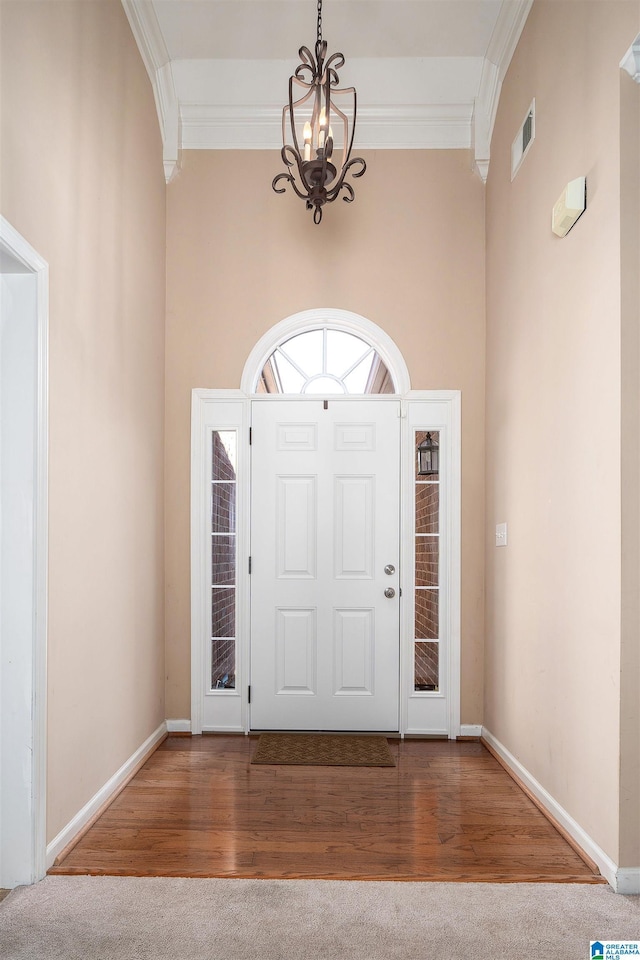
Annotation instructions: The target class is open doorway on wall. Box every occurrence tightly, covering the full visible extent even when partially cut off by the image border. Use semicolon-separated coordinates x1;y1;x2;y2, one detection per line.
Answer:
620;36;640;881
0;218;48;888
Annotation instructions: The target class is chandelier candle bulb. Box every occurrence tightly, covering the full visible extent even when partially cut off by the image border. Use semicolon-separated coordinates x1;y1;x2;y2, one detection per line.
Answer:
318;109;327;148
303;122;312;161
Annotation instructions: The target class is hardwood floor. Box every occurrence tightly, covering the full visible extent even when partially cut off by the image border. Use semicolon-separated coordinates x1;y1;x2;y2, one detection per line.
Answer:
49;735;604;883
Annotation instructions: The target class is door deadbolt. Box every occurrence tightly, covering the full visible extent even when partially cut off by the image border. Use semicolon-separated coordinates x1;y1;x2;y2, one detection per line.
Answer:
384;587;396;599
384;564;396;576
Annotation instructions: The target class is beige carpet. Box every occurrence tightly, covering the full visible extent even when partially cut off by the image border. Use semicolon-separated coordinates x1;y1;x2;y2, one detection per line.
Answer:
0;877;638;960
251;733;395;766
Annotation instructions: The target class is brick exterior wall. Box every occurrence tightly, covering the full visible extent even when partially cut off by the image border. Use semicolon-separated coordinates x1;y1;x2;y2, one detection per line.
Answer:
415;641;439;690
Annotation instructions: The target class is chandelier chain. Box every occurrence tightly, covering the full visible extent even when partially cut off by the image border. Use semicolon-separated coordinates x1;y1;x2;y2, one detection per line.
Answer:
316;0;322;44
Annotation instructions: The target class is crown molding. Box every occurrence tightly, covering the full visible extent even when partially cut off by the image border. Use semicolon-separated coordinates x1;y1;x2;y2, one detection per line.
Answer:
357;104;472;150
472;59;499;181
180;104;281;150
180;103;472;152
157;62;180;181
121;0;533;181
121;0;180;181
472;0;533;181
621;35;640;83
486;0;534;72
174;56;480;154
120;0;168;75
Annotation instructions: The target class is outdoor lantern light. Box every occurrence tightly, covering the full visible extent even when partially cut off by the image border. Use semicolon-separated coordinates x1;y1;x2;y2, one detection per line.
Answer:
272;0;366;224
417;433;439;476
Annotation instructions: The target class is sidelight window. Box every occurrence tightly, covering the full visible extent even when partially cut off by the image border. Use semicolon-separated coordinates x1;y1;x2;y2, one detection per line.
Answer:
211;430;237;690
414;430;440;692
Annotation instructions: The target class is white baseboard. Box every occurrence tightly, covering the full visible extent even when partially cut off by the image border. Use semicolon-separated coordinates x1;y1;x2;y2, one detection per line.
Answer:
46;721;167;868
459;724;482;738
482;727;639;894
166;718;192;733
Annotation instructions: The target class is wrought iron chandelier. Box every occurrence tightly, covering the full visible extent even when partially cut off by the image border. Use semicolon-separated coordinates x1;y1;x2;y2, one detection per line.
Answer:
272;0;366;224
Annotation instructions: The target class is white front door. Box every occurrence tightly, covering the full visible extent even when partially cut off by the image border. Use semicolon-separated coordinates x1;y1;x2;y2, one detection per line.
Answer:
250;399;400;731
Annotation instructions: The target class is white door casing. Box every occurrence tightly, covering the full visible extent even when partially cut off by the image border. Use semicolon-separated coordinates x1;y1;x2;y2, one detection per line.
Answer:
250;399;400;731
0;217;48;887
191;389;460;736
191;392;249;735
403;395;460;736
190;312;460;738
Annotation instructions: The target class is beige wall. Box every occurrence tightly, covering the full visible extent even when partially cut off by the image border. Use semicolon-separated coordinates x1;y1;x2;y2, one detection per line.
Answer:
485;0;640;865
165;148;486;723
0;0;166;841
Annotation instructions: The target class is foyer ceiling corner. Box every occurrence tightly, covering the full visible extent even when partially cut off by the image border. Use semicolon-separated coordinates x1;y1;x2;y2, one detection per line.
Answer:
121;0;533;184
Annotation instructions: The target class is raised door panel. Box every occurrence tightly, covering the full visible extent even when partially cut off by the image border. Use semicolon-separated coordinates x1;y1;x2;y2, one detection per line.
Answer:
333;608;374;695
334;422;376;452
333;476;374;579
277;423;317;452
276;476;317;579
275;608;317;694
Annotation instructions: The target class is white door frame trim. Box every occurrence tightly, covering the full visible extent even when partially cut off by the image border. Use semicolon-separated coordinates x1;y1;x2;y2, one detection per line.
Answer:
192;312;460;737
190;387;461;738
190;389;249;736
0;216;49;886
403;391;461;737
191;389;461;739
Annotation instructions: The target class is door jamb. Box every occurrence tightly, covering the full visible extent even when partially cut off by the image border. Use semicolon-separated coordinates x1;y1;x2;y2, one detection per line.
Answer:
0;216;48;886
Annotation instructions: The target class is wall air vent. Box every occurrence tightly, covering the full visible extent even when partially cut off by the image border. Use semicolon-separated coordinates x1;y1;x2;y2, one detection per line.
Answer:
522;111;533;152
511;99;536;180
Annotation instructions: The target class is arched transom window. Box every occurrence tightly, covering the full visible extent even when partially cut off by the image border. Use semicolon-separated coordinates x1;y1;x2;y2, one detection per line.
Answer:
257;327;395;395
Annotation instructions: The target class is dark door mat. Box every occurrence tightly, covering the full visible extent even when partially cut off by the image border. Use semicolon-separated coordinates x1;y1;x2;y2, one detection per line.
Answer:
251;733;395;767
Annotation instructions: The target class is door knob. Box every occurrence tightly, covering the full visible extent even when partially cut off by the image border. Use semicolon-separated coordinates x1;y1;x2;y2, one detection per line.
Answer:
384;564;395;576
384;587;396;599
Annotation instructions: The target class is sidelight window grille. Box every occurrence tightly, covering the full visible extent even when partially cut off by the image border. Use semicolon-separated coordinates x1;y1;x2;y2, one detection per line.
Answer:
211;430;237;690
414;431;440;692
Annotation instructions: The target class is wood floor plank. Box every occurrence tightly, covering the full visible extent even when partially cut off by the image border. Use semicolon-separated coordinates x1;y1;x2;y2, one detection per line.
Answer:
48;735;605;883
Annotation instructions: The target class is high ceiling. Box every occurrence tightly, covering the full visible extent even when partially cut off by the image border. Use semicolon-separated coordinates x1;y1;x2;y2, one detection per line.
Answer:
121;0;533;181
152;0;502;60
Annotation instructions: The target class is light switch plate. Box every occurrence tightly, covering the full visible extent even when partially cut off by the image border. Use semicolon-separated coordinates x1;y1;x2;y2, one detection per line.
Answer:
495;522;508;547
